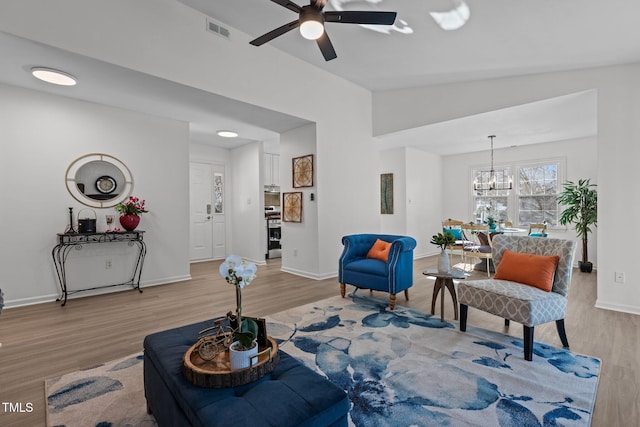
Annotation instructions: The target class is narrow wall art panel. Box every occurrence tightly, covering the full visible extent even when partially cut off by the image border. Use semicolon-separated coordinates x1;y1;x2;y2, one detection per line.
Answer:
380;173;393;214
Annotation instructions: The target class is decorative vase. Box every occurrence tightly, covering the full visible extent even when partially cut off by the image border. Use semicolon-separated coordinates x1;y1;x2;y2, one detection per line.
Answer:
437;249;451;274
229;340;259;370
119;214;140;231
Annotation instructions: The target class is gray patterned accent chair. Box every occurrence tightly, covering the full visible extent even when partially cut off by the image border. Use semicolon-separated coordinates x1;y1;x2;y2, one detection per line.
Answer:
458;235;576;361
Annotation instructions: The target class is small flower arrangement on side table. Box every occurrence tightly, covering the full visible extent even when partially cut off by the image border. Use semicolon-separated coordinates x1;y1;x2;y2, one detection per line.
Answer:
114;196;148;231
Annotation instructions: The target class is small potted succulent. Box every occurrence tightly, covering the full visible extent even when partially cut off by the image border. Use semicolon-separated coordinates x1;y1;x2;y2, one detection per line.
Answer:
430;232;456;273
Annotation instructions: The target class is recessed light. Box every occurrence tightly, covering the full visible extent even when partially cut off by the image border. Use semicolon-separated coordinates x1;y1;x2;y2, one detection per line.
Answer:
31;67;77;86
217;130;238;138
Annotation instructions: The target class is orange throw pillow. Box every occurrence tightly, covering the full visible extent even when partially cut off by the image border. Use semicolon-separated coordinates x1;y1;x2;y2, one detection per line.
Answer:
494;250;560;292
366;238;392;262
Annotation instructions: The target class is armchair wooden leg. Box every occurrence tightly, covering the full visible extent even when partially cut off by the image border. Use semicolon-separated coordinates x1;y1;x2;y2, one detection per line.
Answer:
460;304;468;331
389;294;396;311
404;289;409;301
504;319;510;327
556;319;570;349
340;283;346;298
523;326;534;361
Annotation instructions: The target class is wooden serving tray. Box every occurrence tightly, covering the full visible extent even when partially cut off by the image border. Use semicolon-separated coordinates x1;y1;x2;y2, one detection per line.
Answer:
182;336;279;388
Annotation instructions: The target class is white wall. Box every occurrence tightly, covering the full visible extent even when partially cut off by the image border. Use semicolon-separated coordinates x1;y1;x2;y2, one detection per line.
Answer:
229;142;264;264
0;83;191;307
378;147;444;259
374;65;640;315
0;0;379;286
190;143;231;165
279;124;320;277
406;148;443;258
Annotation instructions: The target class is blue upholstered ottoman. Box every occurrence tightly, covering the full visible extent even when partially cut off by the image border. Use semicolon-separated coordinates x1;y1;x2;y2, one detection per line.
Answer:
144;319;349;427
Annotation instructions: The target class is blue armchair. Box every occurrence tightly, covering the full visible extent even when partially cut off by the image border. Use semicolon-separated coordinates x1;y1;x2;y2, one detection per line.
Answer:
339;234;417;310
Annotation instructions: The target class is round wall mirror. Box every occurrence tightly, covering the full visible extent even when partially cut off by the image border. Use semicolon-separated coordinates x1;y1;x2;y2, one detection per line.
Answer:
66;153;133;208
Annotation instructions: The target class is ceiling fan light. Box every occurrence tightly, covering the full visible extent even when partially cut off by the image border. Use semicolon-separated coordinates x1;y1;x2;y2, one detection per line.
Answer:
300;19;324;40
31;67;77;86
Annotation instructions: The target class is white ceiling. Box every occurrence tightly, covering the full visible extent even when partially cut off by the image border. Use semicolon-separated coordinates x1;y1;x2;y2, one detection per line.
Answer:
4;0;635;153
0;31;309;151
376;90;598;156
179;0;640;91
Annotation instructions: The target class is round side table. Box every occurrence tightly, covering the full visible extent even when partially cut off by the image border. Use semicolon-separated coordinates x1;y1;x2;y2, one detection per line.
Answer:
423;268;468;322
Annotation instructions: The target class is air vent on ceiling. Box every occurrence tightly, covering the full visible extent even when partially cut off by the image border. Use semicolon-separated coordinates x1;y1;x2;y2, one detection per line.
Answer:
206;17;230;40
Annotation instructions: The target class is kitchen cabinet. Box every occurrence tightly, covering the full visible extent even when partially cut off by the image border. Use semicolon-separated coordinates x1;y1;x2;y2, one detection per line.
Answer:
264;153;280;188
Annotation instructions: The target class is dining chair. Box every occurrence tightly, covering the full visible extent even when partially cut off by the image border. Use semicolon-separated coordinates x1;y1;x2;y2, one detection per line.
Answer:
442;219;466;264
461;223;493;277
528;223;548;237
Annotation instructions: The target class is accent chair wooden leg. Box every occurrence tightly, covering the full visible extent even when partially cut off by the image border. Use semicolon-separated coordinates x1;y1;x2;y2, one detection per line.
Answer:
523;325;534;361
340;283;346;298
460;304;468;331
404;289;409;301
556;319;570;348
389;294;396;310
504;319;510;327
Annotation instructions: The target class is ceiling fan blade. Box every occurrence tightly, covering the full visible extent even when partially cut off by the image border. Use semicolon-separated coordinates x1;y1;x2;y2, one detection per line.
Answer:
324;11;397;25
316;31;337;61
250;20;300;46
271;0;302;13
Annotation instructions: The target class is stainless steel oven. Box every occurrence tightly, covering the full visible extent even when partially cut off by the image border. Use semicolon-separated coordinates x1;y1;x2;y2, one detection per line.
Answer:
265;206;281;259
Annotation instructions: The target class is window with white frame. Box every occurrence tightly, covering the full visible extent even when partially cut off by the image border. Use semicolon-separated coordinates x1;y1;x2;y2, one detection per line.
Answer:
471;159;563;227
472;167;511;224
517;161;561;226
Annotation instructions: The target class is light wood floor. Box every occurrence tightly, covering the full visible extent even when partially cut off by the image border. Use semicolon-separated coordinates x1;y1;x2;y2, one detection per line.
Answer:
0;256;637;426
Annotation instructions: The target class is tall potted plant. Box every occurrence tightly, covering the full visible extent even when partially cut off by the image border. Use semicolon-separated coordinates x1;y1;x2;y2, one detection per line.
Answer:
557;179;597;272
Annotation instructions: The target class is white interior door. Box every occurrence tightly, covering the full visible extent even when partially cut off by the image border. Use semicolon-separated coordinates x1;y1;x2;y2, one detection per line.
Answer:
190;162;227;261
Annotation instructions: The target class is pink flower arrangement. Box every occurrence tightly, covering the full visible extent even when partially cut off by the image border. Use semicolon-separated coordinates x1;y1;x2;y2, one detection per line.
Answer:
115;196;148;215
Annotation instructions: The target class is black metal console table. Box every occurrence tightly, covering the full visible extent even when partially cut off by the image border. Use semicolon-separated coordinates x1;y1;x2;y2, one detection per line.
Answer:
52;231;146;306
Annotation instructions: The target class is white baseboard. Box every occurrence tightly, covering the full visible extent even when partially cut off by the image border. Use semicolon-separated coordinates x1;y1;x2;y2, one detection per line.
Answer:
594;299;640;316
280;266;337;280
3;275;192;309
3;293;61;309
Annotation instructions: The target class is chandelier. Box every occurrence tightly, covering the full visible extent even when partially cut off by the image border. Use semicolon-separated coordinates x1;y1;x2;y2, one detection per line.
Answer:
473;135;513;192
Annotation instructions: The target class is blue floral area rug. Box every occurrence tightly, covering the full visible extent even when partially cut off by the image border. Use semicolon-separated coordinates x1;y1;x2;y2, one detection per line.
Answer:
266;295;601;427
45;353;157;427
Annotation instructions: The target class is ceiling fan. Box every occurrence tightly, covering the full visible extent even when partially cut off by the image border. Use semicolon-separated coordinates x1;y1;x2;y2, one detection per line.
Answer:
249;0;397;61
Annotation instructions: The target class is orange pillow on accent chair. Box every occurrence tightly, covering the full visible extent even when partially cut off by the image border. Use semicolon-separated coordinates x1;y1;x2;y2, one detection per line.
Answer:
366;238;392;262
493;250;560;292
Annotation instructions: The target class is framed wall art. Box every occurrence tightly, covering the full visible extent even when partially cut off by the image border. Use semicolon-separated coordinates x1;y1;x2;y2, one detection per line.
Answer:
292;154;314;188
283;191;303;223
380;173;394;214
